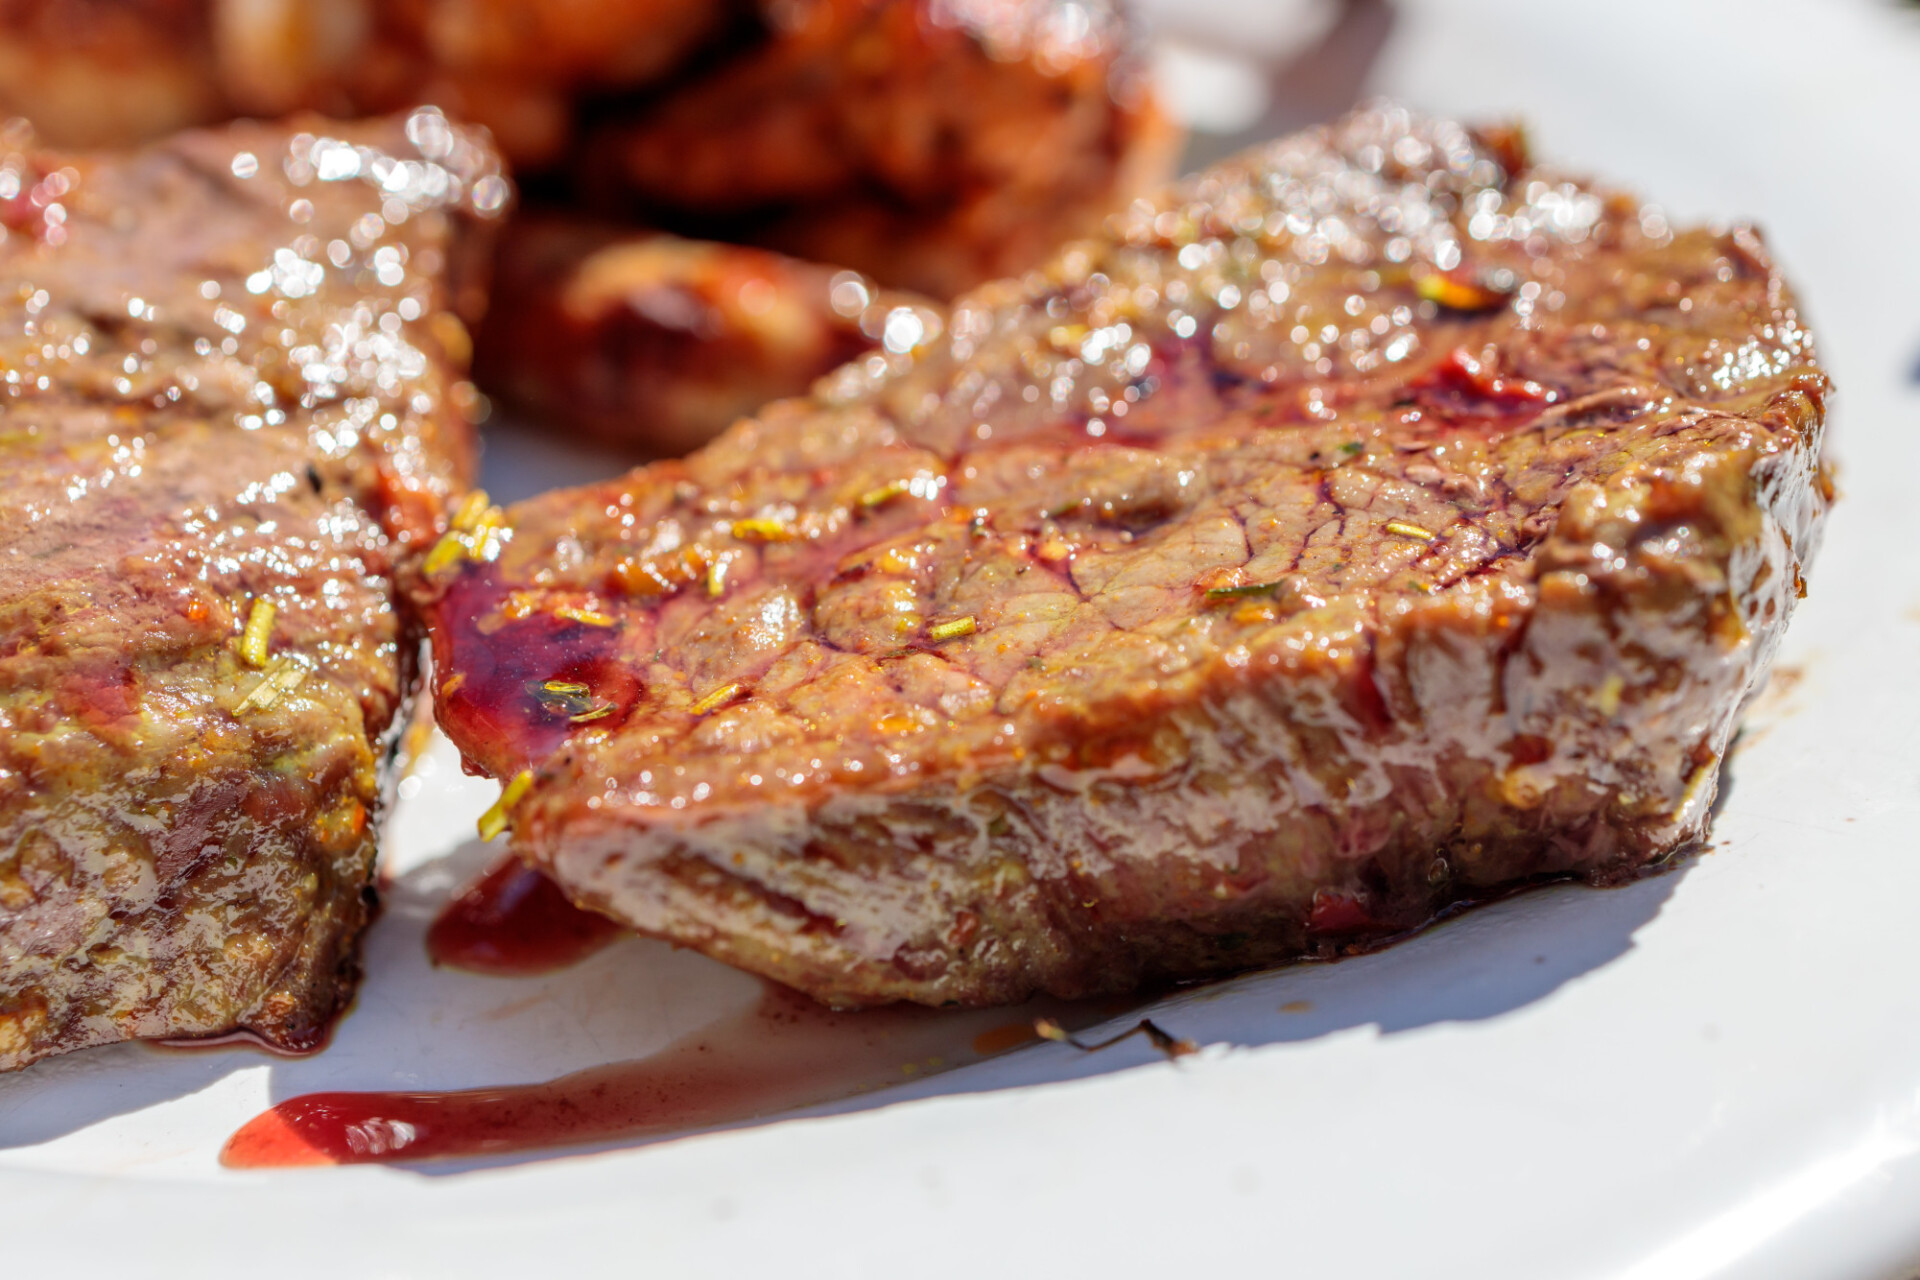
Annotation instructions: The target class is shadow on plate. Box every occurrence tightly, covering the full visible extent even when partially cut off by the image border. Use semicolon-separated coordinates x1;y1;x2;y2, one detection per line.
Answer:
293;840;1681;1175
0;1030;258;1151
0;818;1685;1166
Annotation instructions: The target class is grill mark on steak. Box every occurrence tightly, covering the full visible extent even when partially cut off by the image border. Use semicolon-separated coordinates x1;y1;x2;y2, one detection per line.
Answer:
421;103;1830;1008
0;112;505;1071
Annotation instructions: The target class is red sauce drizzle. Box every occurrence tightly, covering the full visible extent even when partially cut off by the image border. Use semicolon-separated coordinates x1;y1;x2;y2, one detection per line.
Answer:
221;985;1061;1168
432;565;642;775
426;855;625;977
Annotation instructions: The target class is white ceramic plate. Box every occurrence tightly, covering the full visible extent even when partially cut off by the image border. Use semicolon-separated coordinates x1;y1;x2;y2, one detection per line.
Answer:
7;1;1920;1275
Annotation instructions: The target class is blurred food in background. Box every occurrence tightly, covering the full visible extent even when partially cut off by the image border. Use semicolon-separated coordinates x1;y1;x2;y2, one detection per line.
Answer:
0;0;731;163
577;0;1178;299
0;0;222;147
0;0;1178;452
478;215;938;454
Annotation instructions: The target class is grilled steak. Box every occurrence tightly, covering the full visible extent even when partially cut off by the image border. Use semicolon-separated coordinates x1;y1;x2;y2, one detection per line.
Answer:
0;111;505;1070
421;104;1830;1008
475;214;937;453
580;0;1180;299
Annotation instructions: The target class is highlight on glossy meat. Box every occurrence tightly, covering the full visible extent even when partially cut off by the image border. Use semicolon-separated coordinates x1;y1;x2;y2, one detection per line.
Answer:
0;109;506;1071
415;102;1832;1009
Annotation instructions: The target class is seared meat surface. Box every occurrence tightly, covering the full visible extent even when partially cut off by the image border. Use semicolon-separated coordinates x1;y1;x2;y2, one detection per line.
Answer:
476;214;937;453
420;105;1829;1008
0;112;504;1070
583;0;1179;299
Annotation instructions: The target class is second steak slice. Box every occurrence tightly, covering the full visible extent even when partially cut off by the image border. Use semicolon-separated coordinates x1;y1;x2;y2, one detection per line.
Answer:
0;111;504;1069
423;104;1831;1007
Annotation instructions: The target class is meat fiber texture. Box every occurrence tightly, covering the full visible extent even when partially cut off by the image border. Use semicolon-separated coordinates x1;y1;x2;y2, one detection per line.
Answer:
0;111;506;1070
423;104;1831;1008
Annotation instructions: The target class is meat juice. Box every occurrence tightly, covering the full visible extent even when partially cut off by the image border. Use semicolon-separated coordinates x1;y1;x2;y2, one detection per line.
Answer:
425;855;626;977
223;860;1052;1168
222;984;1049;1168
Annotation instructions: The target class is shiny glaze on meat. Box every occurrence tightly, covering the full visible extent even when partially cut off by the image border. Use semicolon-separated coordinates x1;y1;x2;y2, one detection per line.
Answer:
423;104;1831;1007
0;110;505;1070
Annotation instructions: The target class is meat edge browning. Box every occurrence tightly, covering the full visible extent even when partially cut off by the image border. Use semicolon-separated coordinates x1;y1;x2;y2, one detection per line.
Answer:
521;334;1830;1008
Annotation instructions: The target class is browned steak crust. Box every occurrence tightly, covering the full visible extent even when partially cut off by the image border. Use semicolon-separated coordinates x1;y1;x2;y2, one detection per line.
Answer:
0;112;505;1070
422;104;1831;1008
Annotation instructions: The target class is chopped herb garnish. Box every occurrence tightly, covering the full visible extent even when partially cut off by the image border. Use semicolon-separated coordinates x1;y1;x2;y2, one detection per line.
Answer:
1670;762;1715;824
422;529;467;576
234;655;306;713
424;497;508;576
1416;270;1514;313
476;769;533;842
1340;441;1364;456
449;489;492;532
1593;674;1624;717
928;616;977;642
569;703;616;724
528;678;597;718
857;481;908;510
1205;581;1284;601
239;598;276;668
729;516;794;543
690;682;745;716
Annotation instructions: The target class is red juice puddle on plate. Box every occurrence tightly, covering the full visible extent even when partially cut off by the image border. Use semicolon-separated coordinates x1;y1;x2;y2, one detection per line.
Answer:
427;854;624;977
220;984;1071;1168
